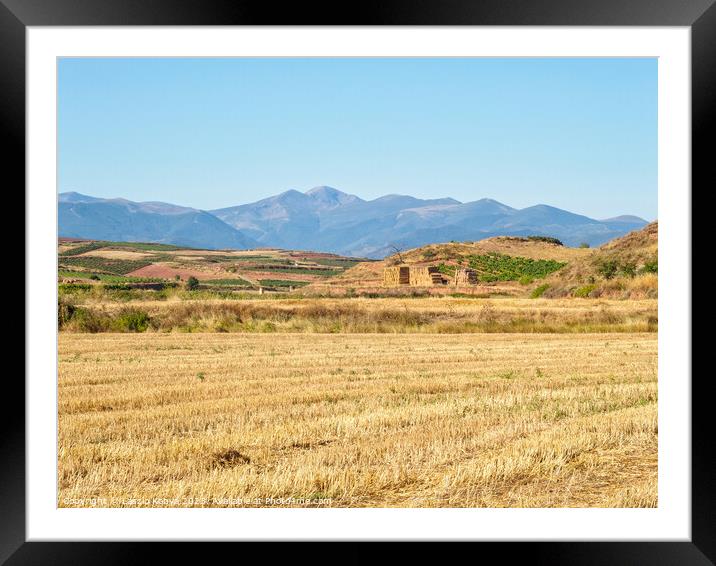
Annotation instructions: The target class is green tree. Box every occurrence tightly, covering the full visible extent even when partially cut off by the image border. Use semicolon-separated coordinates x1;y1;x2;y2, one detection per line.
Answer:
641;260;658;274
596;259;618;280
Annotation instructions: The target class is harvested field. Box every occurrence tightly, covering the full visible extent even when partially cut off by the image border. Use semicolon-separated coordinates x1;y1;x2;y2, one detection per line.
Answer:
127;263;234;281
80;249;153;260
58;332;657;508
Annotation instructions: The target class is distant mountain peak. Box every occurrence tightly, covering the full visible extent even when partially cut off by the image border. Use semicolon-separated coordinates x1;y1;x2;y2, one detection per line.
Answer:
464;197;512;210
305;185;341;196
276;189;306;199
373;193;407;201
58;191;103;203
474;197;504;205
305;185;362;209
526;203;559;211
601;214;648;224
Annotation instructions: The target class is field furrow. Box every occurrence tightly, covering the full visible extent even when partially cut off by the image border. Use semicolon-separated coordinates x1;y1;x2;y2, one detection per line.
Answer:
58;332;657;508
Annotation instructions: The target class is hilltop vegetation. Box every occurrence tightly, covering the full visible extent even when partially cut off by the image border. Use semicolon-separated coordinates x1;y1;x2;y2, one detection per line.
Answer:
434;253;566;284
465;253;566;283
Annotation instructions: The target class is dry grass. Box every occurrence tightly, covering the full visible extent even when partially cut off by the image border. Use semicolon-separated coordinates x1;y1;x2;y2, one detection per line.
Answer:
58;332;657;508
543;223;658;299
60;296;658;334
407;237;591;262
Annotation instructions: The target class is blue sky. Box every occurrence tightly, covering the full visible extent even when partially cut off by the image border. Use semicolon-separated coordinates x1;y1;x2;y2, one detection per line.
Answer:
58;57;657;220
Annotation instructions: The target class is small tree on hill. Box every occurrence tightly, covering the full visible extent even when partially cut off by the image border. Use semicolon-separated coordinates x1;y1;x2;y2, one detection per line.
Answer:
185;276;199;290
389;244;405;265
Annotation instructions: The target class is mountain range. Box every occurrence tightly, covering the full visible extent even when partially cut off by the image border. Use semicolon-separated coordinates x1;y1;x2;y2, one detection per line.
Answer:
59;187;649;258
59;192;257;250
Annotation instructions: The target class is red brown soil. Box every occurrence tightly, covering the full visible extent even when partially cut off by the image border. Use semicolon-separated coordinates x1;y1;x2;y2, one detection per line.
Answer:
58;237;92;243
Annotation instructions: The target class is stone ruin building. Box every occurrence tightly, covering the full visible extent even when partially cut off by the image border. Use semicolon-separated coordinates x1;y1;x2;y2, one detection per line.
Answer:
383;265;478;287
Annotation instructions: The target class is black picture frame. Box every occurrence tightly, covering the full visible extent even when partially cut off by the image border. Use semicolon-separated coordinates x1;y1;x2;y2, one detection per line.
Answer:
5;0;707;563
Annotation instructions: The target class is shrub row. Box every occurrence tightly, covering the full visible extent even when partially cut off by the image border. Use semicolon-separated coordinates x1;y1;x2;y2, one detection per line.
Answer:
58;298;657;334
593;257;657;280
58;301;151;332
59;256;153;275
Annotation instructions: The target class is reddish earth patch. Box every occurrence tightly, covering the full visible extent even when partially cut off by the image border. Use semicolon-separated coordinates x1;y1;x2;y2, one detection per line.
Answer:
58;237;92;243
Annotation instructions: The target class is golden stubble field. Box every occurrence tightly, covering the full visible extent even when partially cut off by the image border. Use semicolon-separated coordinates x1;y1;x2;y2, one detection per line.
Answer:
58;331;657;508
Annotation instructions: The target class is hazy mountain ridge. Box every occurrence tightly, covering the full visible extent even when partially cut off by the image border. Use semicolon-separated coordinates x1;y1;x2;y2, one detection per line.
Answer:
211;187;647;257
59;187;648;258
59;194;258;250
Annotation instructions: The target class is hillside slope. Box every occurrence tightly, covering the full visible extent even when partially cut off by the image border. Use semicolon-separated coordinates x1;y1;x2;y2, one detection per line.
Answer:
543;222;658;298
308;236;591;295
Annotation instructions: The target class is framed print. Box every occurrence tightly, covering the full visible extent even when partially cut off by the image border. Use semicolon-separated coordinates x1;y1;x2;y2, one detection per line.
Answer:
5;0;710;563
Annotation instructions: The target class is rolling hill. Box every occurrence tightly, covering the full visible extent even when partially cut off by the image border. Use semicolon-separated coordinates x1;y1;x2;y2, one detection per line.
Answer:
308;222;658;298
542;221;658;297
60;187;649;257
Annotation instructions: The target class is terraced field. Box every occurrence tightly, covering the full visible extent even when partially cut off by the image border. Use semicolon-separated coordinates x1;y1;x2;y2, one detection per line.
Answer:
58;239;366;291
